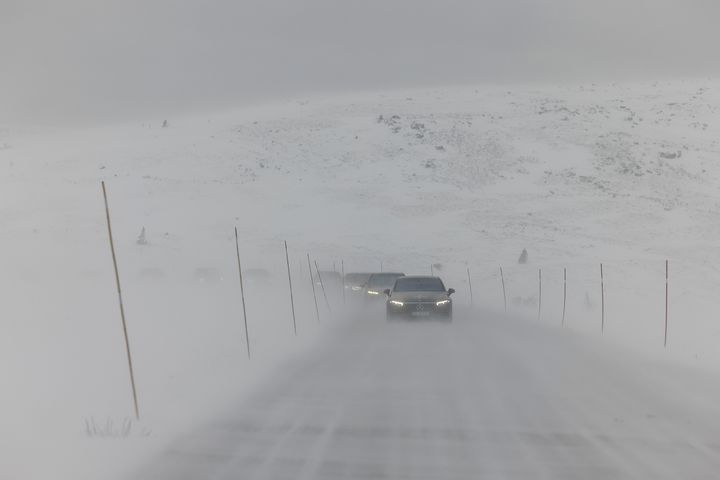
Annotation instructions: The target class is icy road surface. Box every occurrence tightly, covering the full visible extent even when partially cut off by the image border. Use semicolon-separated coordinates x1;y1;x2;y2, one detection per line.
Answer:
135;312;720;479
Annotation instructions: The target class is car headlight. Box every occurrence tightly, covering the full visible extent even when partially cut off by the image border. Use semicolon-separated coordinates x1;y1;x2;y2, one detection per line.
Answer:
436;299;451;306
351;286;361;291
367;290;380;295
389;300;404;306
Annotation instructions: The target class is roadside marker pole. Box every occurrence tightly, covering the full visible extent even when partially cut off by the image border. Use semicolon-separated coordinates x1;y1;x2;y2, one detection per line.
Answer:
538;268;542;321
307;254;320;323
284;241;297;336
664;259;669;348
600;263;605;334
341;260;346;306
234;228;251;359
101;181;140;421
431;264;434;276
315;260;332;314
500;267;507;314
562;267;567;327
467;267;473;307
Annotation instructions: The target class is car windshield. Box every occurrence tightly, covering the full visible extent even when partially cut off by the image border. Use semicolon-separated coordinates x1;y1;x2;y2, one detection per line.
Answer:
367;274;403;288
393;277;446;292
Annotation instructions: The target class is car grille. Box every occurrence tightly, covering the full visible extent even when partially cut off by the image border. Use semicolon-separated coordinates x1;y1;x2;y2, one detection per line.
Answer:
404;302;437;310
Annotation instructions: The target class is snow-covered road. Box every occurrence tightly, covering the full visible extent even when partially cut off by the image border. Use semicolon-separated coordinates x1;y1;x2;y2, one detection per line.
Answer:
132;311;720;479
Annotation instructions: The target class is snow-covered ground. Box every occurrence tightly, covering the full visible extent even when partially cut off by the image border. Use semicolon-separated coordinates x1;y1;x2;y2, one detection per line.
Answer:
3;79;720;478
135;312;720;480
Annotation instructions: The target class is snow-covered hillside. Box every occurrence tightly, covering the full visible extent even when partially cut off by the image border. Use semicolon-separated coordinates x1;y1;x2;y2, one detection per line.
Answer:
3;79;720;478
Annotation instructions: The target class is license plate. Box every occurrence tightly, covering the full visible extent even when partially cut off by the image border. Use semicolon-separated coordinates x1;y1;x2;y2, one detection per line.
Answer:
411;311;431;317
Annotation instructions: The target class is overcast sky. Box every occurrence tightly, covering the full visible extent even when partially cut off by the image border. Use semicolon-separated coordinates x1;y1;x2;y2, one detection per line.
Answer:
2;0;720;123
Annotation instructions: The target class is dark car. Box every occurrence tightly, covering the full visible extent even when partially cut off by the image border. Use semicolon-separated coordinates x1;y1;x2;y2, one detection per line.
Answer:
385;276;454;320
344;272;372;294
364;272;405;302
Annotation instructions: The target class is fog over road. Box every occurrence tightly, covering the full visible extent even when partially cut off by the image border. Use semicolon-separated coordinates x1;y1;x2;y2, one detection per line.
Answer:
135;311;720;479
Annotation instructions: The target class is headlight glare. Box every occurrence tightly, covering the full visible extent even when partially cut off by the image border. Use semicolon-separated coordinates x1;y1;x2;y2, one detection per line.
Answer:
389;300;404;306
436;299;451;306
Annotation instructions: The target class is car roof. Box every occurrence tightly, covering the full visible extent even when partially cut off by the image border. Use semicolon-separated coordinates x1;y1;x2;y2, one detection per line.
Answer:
396;275;441;280
369;272;404;276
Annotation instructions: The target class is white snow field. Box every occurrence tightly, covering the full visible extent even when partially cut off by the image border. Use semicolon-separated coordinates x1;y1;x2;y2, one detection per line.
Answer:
3;79;720;478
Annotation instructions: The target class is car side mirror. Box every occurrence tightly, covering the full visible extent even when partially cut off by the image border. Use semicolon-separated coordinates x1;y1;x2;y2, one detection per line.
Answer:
448;288;455;296
383;289;391;296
